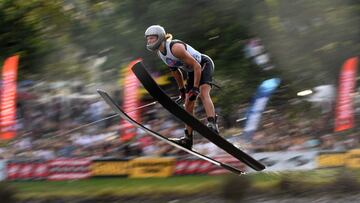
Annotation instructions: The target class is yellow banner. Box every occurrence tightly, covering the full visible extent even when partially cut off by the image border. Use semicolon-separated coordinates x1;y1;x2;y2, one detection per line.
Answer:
317;153;346;168
91;161;129;176
129;157;175;178
345;149;360;168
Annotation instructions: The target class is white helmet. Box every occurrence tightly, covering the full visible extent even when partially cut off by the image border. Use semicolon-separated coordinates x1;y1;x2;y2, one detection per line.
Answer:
145;25;166;51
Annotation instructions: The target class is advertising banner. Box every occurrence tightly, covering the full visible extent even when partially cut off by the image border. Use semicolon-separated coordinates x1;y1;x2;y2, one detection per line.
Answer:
0;55;19;140
129;157;175;178
47;158;91;180
120;59;142;142
6;159;48;181
174;155;246;175
243;78;281;140
91;159;129;176
174;159;214;175
334;57;358;132
317;151;346;168
345;149;360;169
209;154;246;175
251;151;318;172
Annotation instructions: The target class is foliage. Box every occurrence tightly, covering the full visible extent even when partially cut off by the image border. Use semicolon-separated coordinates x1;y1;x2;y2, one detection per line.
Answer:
0;0;359;118
252;0;360;89
0;0;73;79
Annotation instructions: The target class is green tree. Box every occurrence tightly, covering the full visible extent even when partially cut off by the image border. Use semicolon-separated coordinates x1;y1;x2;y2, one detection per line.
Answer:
0;0;73;79
252;0;360;89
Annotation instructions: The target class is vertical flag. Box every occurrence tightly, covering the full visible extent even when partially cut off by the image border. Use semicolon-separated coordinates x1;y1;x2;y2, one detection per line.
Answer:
334;56;358;132
243;78;281;140
0;55;19;140
120;59;142;142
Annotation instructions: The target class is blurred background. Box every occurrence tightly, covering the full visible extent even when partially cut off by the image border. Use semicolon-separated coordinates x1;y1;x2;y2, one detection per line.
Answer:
0;0;359;202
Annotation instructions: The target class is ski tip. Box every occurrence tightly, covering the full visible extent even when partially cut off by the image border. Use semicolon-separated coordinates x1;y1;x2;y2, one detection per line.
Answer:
96;89;106;94
221;163;244;175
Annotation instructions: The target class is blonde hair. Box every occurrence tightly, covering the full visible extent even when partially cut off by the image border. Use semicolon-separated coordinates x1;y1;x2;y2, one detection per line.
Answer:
165;33;173;41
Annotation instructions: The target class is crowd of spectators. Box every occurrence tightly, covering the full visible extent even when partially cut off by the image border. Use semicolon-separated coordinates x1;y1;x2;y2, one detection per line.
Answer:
0;86;359;161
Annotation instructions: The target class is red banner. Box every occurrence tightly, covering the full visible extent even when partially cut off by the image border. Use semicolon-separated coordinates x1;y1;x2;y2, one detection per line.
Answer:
334;57;358;132
6;160;48;181
174;159;214;175
174;155;246;175
208;155;246;175
47;158;91;180
0;55;19;140
120;59;142;142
